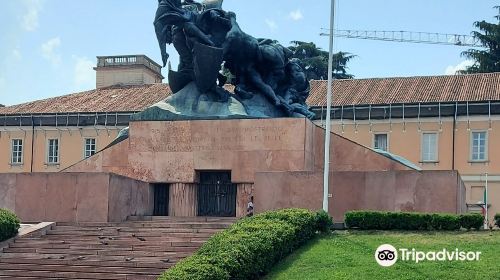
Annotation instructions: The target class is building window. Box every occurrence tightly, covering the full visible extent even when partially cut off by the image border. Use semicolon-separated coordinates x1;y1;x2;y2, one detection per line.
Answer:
421;133;438;162
374;133;388;151
470;131;487;161
84;138;97;158
470;186;485;203
47;139;60;164
11;139;23;165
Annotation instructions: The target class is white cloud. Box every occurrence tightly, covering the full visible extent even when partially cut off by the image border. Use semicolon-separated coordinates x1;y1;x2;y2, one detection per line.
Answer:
22;0;43;31
265;19;278;32
41;37;61;66
73;56;95;89
12;49;22;60
288;9;303;21
445;60;474;75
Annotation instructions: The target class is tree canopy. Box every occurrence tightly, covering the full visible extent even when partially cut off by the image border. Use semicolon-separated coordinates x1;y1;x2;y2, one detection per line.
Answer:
222;40;355;83
459;6;500;74
288;41;355;80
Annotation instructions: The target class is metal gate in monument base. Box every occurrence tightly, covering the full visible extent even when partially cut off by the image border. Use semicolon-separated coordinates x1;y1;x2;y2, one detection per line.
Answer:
197;171;237;217
153;183;169;216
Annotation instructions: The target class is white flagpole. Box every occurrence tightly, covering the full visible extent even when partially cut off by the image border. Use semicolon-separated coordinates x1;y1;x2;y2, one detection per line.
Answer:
485;173;488;229
323;0;335;212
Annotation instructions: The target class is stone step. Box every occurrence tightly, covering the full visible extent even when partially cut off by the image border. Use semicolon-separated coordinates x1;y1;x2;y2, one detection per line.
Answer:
49;226;221;234
0;254;180;264
4;245;192;253
0;277;156;280
2;247;193;258
52;226;222;233
0;258;173;269
8;242;201;252
0;263;165;275
0;277;40;279
24;236;209;243
11;240;205;249
7;245;134;251
55;223;231;228
0;270;136;279
45;230;216;238
127;216;237;222
120;223;232;229
0;252;186;261
0;219;236;279
56;222;233;228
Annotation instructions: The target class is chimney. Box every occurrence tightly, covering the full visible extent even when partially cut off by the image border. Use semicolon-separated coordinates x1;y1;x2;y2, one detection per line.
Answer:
94;55;164;88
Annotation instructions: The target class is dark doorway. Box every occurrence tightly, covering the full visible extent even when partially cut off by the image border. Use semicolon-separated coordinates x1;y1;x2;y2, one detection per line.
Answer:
153;183;169;216
197;171;237;217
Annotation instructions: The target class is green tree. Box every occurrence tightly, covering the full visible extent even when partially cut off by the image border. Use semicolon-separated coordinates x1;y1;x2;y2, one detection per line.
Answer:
459;6;500;74
221;64;235;84
288;41;355;80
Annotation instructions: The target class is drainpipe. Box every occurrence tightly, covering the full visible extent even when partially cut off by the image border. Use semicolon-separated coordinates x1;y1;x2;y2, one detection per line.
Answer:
30;115;35;173
485;173;489;229
452;103;457;171
323;0;335;213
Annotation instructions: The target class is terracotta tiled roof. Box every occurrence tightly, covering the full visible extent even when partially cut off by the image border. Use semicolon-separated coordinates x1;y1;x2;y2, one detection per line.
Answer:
0;84;172;115
4;72;499;115
307;72;500;107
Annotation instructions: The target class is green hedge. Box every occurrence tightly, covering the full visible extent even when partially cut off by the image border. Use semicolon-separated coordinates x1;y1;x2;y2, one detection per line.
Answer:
0;209;20;242
159;209;332;280
459;214;483;230
315;210;334;232
495;213;500;228
345;211;483;231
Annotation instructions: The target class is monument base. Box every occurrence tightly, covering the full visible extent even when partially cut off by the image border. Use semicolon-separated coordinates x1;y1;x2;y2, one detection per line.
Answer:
0;119;467;222
57;118;466;221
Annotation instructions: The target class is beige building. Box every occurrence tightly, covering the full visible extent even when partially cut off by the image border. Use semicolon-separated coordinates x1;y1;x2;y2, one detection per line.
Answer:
94;55;163;88
0;54;170;173
307;73;500;225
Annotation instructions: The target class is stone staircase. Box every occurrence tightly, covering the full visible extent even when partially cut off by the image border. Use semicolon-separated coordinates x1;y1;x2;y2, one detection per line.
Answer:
0;217;236;280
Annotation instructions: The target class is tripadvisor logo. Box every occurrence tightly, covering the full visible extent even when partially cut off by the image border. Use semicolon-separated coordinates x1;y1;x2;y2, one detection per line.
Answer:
375;244;398;267
375;244;482;267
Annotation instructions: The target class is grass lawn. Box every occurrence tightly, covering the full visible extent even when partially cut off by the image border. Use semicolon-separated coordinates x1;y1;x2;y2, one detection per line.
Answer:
265;231;500;280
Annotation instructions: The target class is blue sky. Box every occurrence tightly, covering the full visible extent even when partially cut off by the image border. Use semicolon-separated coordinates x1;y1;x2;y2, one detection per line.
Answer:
0;0;498;106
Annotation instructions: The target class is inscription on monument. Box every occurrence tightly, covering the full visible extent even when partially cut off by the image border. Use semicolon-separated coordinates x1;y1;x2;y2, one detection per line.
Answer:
151;125;192;152
191;126;289;151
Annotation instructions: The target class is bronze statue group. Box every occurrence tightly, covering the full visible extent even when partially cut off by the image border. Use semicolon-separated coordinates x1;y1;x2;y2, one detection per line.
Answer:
154;0;315;119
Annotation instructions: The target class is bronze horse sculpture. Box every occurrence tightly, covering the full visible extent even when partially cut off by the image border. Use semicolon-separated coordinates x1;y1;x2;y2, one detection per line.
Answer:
153;0;315;119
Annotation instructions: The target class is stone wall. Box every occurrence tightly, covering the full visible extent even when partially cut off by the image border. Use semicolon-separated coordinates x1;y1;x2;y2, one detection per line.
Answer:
65;119;411;183
0;173;152;223
169;183;197;217
254;170;465;222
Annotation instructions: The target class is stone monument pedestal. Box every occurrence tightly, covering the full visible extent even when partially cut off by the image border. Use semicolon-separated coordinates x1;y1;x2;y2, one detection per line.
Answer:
0;118;466;222
63;117;466;221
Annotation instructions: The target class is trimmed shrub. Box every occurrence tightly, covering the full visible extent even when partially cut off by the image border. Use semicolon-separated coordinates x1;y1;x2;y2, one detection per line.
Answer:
160;255;229;280
160;209;332;280
0;209;20;242
495;213;500;228
459;214;483;230
344;211;362;229
345;211;465;231
315;210;333;233
431;214;460;231
389;212;429;230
